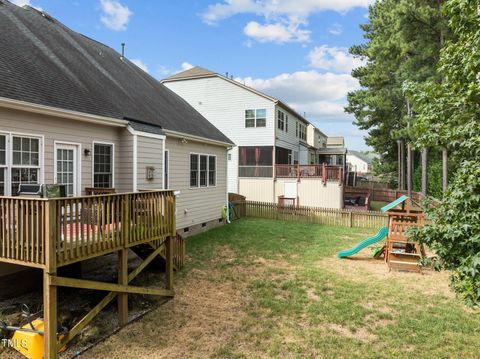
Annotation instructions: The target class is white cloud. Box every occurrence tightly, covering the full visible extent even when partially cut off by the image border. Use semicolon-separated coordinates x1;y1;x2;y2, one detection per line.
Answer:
202;0;373;44
244;21;310;43
130;59;148;73
328;23;343;36
180;62;194;71
10;0;42;10
237;71;359;103
308;45;365;73
202;0;374;24
156;62;194;79
100;0;132;31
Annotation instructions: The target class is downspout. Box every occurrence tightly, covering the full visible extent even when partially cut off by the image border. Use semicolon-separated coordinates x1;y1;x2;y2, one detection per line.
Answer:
225;147;232;224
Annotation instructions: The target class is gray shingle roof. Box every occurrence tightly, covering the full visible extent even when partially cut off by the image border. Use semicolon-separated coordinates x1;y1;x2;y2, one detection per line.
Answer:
0;1;232;144
348;150;374;164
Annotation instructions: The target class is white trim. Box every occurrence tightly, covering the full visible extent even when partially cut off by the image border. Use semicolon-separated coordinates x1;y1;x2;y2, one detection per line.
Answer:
132;135;138;191
92;141;115;188
54;141;82;196
0;96;128;128
0;131;44;196
189;152;217;189
163;149;169;190
127;125;166;140
163;129;233;147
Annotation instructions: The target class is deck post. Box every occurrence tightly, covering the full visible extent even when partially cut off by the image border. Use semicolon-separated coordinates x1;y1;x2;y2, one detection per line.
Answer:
44;201;58;359
118;248;129;327
166;194;176;291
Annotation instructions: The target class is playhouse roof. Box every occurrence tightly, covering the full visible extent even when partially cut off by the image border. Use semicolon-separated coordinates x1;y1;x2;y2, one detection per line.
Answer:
381;195;409;213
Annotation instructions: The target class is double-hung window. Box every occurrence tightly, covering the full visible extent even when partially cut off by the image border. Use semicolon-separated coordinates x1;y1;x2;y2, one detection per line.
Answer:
277;110;285;131
0;133;42;196
11;135;40;195
190;153;216;188
93;143;113;188
245;109;266;128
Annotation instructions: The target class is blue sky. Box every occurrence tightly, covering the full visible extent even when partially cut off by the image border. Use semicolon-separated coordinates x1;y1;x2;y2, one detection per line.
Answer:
13;0;373;150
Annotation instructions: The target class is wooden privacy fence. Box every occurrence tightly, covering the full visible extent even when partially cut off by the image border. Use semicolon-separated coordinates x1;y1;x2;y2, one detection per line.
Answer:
232;200;388;229
345;186;425;203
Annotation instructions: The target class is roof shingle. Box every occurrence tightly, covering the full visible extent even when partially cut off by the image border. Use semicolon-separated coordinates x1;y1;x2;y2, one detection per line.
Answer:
0;1;232;144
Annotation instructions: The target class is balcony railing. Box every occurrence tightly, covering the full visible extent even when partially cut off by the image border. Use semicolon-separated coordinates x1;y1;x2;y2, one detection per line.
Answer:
0;190;176;268
275;164;343;184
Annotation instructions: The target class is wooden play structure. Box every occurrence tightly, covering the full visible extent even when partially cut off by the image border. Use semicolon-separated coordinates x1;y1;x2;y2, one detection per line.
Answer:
381;196;426;272
0;190;184;359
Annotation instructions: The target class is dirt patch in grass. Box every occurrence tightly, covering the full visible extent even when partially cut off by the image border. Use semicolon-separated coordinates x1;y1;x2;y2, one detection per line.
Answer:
327;323;377;342
81;266;247;359
316;249;454;299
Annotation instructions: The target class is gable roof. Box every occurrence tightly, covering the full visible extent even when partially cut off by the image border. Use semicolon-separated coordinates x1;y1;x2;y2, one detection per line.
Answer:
348;150;374;165
163;66;311;125
0;1;232;145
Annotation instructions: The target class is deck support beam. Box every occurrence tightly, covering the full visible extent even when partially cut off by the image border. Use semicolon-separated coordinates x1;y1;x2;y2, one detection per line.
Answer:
44;201;58;359
118;249;129;326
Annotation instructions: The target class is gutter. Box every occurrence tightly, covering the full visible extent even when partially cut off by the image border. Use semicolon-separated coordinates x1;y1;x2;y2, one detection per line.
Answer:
163;129;234;147
0;96;129;127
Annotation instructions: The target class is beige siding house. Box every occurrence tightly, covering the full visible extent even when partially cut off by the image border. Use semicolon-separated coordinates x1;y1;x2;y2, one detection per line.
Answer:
0;3;233;278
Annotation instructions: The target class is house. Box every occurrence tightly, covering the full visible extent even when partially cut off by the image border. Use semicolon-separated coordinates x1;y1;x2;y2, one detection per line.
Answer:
347;150;374;175
163;67;344;208
0;3;233;279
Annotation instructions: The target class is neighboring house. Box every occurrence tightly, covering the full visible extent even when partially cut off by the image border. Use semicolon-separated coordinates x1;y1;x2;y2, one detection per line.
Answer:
347;150;374;174
0;2;233;247
162;67;344;208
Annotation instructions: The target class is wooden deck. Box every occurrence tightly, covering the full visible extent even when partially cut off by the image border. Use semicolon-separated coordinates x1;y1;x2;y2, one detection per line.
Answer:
0;190;180;359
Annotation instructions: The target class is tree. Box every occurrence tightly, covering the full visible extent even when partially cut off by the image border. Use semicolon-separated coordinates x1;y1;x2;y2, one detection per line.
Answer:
408;0;480;306
346;0;447;189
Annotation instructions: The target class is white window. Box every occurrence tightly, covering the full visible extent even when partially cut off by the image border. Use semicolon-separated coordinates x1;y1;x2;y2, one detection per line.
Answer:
190;153;216;188
11;135;41;195
245;109;266;128
277;110;285;131
93;143;114;188
298;124;307;141
0;132;43;196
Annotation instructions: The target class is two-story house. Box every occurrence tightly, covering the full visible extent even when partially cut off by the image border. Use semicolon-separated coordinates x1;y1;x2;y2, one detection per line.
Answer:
163;67;344;208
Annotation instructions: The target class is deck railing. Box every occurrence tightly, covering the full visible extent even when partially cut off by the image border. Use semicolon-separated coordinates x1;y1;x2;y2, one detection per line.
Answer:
275;164;343;184
0;190;176;268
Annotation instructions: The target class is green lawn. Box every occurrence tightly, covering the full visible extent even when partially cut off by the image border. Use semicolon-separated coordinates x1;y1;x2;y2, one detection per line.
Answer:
370;200;389;211
83;218;480;359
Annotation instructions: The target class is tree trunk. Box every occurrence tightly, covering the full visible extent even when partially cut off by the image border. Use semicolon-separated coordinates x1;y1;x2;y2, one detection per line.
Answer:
397;140;402;190
442;147;448;192
407;143;412;197
421;148;428;196
400;141;406;190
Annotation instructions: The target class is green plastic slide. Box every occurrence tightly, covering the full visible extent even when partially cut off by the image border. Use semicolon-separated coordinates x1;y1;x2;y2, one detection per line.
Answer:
338;226;389;258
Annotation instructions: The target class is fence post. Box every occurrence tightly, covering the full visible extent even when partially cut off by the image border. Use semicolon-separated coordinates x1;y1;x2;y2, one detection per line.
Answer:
349;211;353;228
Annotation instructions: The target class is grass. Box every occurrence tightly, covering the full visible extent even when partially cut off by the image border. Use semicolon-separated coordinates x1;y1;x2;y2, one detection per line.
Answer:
81;218;480;359
370;200;389;211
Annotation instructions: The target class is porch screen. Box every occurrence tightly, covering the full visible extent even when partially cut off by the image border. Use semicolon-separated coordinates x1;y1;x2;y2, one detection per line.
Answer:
238;146;273;177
